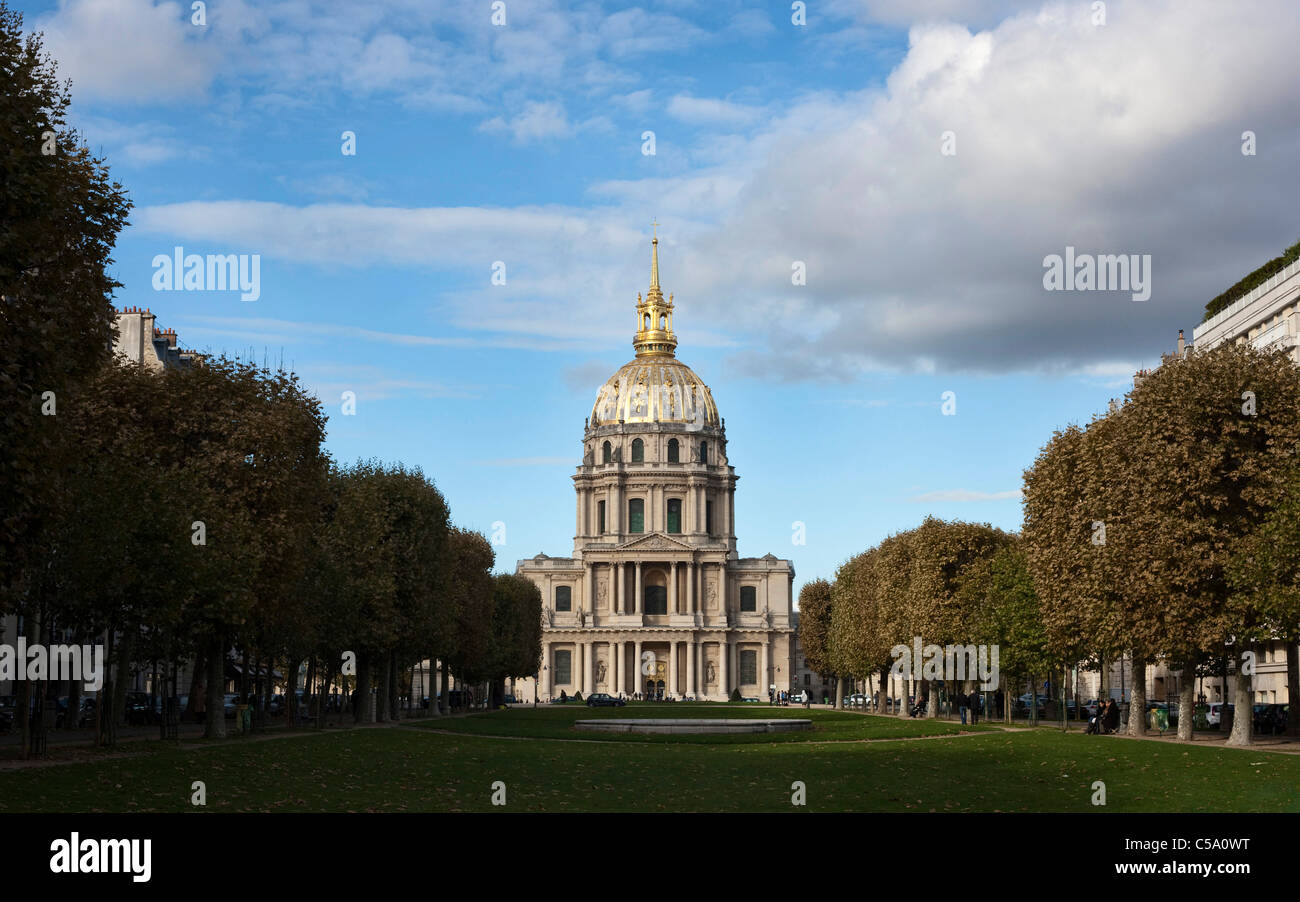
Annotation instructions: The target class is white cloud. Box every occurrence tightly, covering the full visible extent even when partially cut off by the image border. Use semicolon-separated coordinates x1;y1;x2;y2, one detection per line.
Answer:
35;0;217;102
666;94;762;128
479;100;572;142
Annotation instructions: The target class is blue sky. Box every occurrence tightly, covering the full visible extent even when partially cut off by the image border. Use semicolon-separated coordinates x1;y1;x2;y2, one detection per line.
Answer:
20;0;1300;593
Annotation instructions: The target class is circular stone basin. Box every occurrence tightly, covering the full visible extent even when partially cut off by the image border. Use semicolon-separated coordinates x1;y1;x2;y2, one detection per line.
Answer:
575;718;812;734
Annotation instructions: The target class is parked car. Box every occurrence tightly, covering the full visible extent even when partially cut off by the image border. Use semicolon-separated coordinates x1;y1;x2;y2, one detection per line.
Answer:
585;693;624;707
502;694;518;705
55;696;96;728
1253;703;1287;735
1206;702;1234;726
123;691;158;726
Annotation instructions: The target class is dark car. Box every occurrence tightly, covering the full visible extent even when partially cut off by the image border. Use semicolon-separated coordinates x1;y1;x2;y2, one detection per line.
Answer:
585;693;625;707
1253;703;1287;735
503;694;518;705
124;691;158;726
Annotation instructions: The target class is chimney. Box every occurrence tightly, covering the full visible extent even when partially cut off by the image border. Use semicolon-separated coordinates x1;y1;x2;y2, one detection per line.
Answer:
1177;329;1185;356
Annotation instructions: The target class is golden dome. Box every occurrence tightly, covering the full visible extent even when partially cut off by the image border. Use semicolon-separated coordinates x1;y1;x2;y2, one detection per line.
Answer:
589;231;720;428
591;358;720;427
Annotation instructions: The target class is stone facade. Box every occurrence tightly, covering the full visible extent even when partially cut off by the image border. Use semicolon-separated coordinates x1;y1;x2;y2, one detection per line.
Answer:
515;236;795;702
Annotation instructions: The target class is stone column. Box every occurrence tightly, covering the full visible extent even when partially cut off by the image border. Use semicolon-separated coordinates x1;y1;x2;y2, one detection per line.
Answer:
545;643;553;699
634;639;643;698
669;640;679;698
670;561;679;614
612;641;621;696
583;642;594;695
587;564;596;615
634;562;643;616
686;639;696;699
718;639;729;700
761;638;770;696
686;561;695;615
616;562;624;614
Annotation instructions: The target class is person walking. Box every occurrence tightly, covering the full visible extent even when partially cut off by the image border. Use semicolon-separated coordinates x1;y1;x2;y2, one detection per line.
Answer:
802;689;810;709
957;689;968;724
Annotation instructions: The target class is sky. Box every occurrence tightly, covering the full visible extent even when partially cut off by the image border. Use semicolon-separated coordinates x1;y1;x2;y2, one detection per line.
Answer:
19;0;1300;595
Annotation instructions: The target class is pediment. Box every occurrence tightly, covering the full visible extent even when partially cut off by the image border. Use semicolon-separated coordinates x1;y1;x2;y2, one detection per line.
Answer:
617;532;695;552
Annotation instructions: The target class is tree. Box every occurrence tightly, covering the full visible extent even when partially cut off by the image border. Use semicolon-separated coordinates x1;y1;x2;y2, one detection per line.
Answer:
485;574;543;707
0;2;131;599
796;580;837;705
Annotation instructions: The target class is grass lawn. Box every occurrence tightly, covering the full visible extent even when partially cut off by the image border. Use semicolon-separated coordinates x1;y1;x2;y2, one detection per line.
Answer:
0;707;1295;813
411;701;1003;743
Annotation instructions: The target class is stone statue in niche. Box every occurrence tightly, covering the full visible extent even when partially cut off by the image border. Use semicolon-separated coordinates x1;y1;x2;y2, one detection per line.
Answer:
706;580;717;609
596;661;607;685
584;446;594;466
706;661;716;685
578;607;587;627
597;578;608;609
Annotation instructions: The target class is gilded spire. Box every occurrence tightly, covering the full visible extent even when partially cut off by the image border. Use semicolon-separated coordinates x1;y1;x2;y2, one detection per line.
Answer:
633;225;677;358
648;219;662;302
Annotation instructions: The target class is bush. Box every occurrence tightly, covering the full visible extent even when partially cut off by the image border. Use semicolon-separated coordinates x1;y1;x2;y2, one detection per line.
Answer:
573;691;583;702
729;689;742;702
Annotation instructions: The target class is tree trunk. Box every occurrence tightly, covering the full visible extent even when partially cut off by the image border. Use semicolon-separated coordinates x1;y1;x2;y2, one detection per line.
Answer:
1288;640;1300;737
112;629;133;727
1225;648;1254;747
440;658;450;715
186;650;205;722
1176;665;1195;741
926;680;938;718
833;676;844;709
204;636;226;739
376;653;390;722
286;657;302;729
261;656;274;732
1126;657;1147;737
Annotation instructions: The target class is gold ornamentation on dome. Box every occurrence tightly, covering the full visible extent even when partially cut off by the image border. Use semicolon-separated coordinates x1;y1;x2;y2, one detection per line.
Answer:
634;229;677;358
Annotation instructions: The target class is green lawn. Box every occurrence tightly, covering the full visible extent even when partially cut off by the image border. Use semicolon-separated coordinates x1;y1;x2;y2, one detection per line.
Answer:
411;701;1002;743
0;707;1294;812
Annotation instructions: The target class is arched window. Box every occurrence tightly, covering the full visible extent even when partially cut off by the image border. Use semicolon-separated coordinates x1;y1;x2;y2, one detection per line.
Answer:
628;498;645;533
631;438;644;462
667;499;682;534
602;441;612;464
667;438;679;462
659;314;666;329
740;586;757;612
555;586;572;612
644;314;651;329
699;441;708;463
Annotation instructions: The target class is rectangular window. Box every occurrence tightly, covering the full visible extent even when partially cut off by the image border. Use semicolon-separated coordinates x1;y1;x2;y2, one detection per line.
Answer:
740;650;757;685
666;498;681;534
555;649;572;685
706;500;714;535
629;498;644;533
555;585;572;612
740;586;757;612
597;500;606;534
644;585;667;615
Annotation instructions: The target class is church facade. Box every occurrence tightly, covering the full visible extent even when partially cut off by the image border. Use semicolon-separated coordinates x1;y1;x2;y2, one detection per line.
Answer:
515;236;796;702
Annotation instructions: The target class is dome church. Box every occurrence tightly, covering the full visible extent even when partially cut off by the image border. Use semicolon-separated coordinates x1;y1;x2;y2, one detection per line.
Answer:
515;233;796;702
